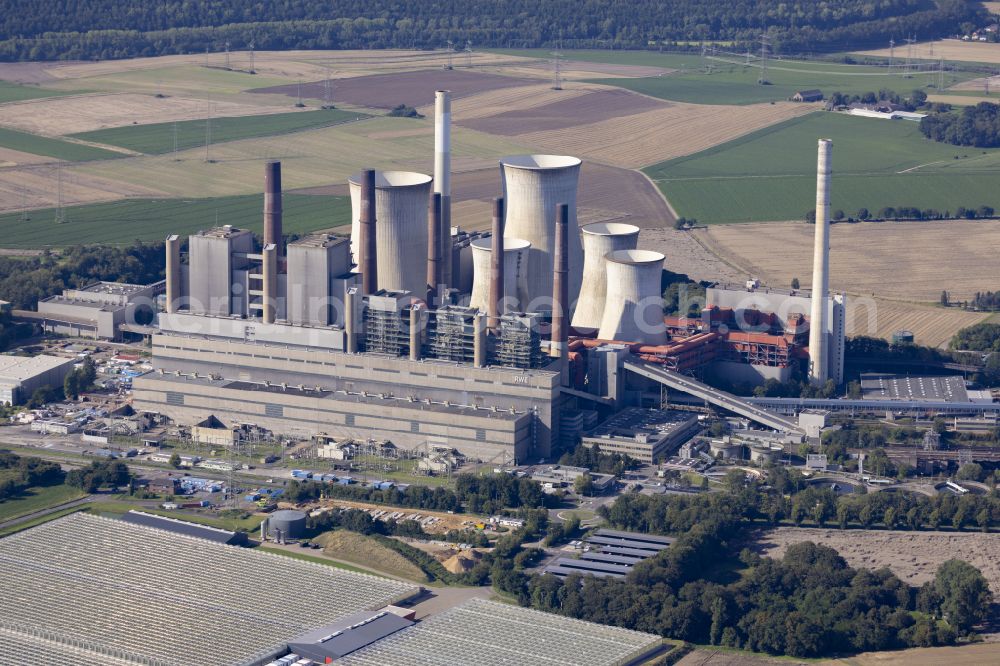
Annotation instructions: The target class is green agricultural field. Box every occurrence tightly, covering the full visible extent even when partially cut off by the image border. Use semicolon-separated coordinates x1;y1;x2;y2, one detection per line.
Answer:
0;126;120;161
0;193;349;248
646;111;1000;223
71;108;367;155
0;483;86;523
0;81;74;104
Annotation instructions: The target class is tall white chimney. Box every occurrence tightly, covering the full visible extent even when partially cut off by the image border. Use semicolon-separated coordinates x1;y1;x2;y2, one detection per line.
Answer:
434;90;452;290
808;139;832;385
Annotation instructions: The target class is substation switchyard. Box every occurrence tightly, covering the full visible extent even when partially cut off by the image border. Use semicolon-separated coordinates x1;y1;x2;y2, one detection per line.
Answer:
134;89;848;462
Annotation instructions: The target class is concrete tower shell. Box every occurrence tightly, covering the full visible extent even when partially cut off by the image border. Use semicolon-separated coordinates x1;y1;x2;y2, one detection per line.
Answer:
434;91;452;289
350;171;432;296
597;249;668;345
469;237;530;313
499;155;582;312
572;222;640;330
808;139;832;385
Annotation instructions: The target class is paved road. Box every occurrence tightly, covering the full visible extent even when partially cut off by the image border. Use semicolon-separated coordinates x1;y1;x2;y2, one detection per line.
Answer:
0;494;94;532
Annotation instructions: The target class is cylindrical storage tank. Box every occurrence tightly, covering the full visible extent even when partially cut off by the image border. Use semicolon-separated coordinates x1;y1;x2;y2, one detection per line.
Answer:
500;155;582;312
572;222;640;330
469;237;530;313
267;509;307;540
350;171;432;296
598;249;667;345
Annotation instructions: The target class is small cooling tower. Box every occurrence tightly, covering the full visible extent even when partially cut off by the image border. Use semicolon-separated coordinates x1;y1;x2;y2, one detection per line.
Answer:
597;249;667;345
572;222;640;330
469;237;530;313
350;171;432;296
499;155;582;312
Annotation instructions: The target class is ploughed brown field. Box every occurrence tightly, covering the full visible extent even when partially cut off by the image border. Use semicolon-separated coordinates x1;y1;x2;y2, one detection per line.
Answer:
250;68;538;109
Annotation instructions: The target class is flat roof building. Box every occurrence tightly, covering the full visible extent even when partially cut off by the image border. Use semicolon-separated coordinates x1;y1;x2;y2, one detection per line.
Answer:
582;408;700;464
861;373;969;403
28;280;164;341
0;354;77;405
543;528;674;580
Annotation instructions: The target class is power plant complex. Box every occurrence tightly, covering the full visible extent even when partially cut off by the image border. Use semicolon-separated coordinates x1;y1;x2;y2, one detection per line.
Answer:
133;89;845;463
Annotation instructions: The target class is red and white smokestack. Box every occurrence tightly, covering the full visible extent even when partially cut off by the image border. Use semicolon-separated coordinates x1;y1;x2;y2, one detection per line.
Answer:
488;197;505;333
360;168;378;295
434;91;452;290
551;202;569;384
264;161;283;259
427;193;442;306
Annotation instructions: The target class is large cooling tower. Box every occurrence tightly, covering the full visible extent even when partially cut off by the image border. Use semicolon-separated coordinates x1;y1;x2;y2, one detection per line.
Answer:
469;237;530;313
499;155;582;312
597;249;667;345
349;171;432;296
572;222;640;330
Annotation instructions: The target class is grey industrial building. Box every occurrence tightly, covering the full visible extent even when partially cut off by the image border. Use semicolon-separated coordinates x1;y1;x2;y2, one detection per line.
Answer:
0;354;77;405
26;280;164;340
543;528;674;580
581;408;700;463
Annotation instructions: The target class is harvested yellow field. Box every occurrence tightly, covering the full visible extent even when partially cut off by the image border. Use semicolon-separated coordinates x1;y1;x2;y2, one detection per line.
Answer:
0;165;166;213
857;38;1000;64
515;101;815;168
863;300;990;348
74;116;528;198
435;82;598;121
944;73;1000;92
702;220;1000;302
927;93;997;106
822;643;1000;666
0;92;303;136
0;147;60;167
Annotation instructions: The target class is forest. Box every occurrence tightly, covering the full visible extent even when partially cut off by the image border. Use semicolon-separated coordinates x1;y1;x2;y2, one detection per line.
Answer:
920;102;1000;147
0;452;65;501
0;242;165;311
951;322;1000;352
504;477;994;657
0;0;982;61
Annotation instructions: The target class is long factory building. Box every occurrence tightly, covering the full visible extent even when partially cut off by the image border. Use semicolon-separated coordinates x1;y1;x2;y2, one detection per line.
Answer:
134;95;846;461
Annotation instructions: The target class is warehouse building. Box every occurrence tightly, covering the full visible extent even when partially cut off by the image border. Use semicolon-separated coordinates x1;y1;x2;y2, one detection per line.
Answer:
0;512;419;665
27;280;164;340
117;509;248;546
543;528;674;580
0;354;77;405
581;408;700;464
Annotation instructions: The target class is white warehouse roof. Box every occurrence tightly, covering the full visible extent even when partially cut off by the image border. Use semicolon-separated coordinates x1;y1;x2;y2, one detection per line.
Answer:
0;354;75;385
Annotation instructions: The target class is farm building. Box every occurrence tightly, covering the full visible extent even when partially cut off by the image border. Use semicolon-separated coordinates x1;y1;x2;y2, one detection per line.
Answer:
791;89;823;102
0;354;77;405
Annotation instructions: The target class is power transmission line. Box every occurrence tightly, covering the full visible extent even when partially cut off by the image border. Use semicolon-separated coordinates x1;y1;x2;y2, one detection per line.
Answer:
758;33;770;85
204;95;212;163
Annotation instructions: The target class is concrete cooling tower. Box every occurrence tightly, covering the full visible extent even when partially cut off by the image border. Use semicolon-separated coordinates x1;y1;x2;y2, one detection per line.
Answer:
350;171;432;296
499;155;582;312
572;222;640;330
597;249;667;345
469;237;530;313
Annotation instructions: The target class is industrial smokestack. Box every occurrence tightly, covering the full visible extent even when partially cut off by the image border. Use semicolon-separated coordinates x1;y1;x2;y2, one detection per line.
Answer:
350;170;432;296
264;161;283;258
808;139;832;385
165;234;180;314
572;222;640;330
597;250;668;345
551;203;569;384
500;155;583;311
471;237;529;319
473;311;487;368
345;287;358;353
359;169;378;296
409;305;423;361
435;91;452;290
261;243;277;324
427;193;442;306
488;197;504;332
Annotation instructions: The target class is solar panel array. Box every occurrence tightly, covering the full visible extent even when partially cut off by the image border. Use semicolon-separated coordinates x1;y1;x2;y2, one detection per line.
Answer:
0;513;419;666
339;598;662;666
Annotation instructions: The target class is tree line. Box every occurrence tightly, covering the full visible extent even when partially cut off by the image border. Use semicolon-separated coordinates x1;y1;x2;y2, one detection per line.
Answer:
0;0;981;61
283;471;552;515
0;451;65;501
921;101;1000;148
951;322;1000;352
0;242;164;311
806;204;995;224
